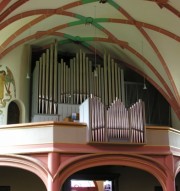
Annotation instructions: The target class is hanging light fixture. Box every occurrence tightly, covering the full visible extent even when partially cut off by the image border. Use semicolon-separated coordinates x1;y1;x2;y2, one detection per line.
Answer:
26;73;30;79
143;78;147;90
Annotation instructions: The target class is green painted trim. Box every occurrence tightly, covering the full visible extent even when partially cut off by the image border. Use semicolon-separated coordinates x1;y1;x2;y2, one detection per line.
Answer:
95;18;109;22
81;0;97;4
108;0;120;9
68;20;84;27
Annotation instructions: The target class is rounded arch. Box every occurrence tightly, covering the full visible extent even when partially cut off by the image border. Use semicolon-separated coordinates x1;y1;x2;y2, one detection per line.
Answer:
7;101;20;124
56;153;168;191
7;99;26;124
0;154;50;189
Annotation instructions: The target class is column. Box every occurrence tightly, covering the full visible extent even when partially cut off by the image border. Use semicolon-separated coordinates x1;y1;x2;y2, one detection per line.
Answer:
48;152;60;191
165;155;176;191
165;175;175;191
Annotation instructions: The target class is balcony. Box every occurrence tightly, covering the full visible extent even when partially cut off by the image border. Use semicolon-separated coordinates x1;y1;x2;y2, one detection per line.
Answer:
0;121;179;155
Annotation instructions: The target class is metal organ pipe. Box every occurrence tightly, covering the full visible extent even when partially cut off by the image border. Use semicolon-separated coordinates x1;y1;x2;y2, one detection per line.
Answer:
33;43;146;144
33;43;124;112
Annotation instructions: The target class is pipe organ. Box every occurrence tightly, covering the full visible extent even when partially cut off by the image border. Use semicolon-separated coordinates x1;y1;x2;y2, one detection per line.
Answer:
31;42;125;121
80;97;146;144
31;42;146;144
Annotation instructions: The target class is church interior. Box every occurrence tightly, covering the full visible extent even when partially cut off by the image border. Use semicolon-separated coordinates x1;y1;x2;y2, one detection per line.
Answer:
0;0;180;191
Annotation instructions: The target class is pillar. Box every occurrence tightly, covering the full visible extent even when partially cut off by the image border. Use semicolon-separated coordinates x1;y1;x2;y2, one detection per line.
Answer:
165;175;175;191
164;155;175;191
48;152;60;191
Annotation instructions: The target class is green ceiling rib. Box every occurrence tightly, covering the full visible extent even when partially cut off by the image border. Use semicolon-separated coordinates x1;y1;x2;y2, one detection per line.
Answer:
62;33;95;43
108;0;120;9
68;20;84;27
81;0;97;4
95;18;109;22
63;33;76;40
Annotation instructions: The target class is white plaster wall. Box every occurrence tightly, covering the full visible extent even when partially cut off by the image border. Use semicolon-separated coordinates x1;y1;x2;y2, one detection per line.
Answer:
171;108;180;130
0;44;30;124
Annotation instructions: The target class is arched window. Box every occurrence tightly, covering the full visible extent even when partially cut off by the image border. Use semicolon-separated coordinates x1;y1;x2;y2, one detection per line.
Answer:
7;101;20;124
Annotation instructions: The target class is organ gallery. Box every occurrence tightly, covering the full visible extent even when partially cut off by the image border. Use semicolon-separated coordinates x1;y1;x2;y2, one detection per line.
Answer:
30;41;146;144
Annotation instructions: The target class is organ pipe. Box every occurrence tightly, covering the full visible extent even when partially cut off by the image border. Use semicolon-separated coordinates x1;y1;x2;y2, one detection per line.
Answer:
33;43;124;114
80;96;145;143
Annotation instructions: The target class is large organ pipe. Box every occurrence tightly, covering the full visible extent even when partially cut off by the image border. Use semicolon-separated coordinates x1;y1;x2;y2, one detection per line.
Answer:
83;52;86;101
86;57;89;99
39;58;42;113
121;69;125;103
76;53;79;104
46;49;50;114
108;54;112;105
98;65;101;98
42;53;46;114
73;58;76;104
79;50;83;103
111;59;115;102
53;41;58;114
101;67;104;104
60;59;64;103
118;67;121;100
89;61;92;96
70;59;74;104
49;44;53;114
37;61;40;113
33;45;128;121
104;52;108;106
114;63;118;99
63;61;66;103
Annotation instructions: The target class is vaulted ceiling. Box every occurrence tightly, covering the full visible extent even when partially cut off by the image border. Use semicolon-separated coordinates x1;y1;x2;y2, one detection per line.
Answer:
0;0;179;118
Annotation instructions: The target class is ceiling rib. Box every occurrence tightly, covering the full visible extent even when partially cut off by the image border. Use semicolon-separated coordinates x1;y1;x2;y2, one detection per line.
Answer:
0;0;29;22
109;0;180;107
0;0;11;13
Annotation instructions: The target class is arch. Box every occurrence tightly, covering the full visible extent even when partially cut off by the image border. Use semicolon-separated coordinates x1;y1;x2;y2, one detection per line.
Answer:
7;101;20;124
7;99;26;124
0;154;50;189
56;153;168;191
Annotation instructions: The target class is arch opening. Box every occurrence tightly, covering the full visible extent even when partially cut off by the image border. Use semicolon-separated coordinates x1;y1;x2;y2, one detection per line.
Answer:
0;166;47;191
62;165;163;191
7;101;20;124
